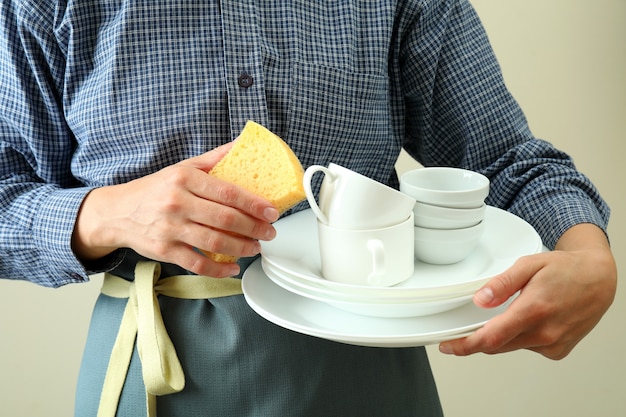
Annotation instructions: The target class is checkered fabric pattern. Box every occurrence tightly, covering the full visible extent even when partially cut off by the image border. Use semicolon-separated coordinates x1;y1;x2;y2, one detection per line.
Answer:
0;0;609;286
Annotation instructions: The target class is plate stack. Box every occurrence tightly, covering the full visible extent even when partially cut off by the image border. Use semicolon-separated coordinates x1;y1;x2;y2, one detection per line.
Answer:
242;207;543;347
261;257;475;318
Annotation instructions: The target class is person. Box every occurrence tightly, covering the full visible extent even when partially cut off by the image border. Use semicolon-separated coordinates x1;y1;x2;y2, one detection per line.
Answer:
0;0;616;416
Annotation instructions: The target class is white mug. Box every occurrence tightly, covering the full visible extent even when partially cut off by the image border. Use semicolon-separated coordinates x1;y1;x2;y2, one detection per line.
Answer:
317;213;415;287
303;163;416;229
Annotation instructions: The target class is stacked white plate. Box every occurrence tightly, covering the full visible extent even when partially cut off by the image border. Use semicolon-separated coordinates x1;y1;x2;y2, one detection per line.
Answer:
242;207;544;347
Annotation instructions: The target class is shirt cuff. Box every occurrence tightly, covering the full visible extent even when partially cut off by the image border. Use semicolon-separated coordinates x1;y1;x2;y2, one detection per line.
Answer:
518;198;610;250
31;187;96;285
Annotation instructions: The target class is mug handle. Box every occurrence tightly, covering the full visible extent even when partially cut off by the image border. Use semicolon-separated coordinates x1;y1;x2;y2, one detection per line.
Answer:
366;239;386;286
303;165;334;225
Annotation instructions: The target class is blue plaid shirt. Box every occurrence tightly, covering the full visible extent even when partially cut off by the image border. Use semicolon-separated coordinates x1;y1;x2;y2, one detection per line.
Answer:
0;0;609;287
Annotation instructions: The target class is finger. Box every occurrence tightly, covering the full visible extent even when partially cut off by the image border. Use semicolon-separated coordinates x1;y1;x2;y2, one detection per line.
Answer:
444;322;579;359
440;282;570;357
190;226;263;259
158;209;265;259
179;144;280;223
132;225;255;277
203;175;280;222
157;165;278;238
182;195;277;242
181;143;234;172
180;166;279;223
145;242;242;278
474;255;546;308
439;298;526;356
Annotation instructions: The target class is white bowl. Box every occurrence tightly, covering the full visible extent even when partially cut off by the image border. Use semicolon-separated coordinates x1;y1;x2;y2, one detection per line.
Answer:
413;202;486;229
400;167;489;208
414;221;485;265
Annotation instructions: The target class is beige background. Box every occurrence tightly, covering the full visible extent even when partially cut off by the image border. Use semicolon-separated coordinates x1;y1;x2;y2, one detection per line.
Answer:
0;0;624;416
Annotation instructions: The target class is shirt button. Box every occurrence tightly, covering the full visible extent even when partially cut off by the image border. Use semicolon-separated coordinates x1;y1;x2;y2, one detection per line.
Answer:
237;72;254;88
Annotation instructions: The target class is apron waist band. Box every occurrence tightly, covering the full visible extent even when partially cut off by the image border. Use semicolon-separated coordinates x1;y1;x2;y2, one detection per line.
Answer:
97;261;243;417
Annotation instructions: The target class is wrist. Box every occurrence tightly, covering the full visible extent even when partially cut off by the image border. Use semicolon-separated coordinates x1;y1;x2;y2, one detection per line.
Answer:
554;223;610;252
72;185;125;261
554;223;616;282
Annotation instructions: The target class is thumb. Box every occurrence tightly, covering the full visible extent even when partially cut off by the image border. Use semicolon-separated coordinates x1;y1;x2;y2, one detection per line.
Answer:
474;255;542;308
184;142;234;172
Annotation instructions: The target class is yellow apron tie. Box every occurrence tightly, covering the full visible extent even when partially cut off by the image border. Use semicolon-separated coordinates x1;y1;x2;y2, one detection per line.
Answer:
96;261;243;417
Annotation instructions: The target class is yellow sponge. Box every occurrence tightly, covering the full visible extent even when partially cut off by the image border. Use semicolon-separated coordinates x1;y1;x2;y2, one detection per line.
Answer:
205;120;306;263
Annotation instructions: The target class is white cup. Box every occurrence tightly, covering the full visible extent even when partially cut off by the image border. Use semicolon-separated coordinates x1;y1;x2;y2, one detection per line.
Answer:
304;163;416;229
317;213;415;287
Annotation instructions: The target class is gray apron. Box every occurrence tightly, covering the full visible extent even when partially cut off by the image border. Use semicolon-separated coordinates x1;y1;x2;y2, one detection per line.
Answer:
74;252;443;417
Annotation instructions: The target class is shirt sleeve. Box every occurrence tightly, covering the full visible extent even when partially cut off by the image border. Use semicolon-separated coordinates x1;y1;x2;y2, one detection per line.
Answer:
0;3;96;287
398;0;610;249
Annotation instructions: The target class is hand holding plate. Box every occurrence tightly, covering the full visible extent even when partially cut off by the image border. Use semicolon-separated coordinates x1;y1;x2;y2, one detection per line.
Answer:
438;223;617;359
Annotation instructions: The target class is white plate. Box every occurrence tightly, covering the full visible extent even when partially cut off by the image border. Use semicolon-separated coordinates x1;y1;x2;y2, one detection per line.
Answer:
262;260;473;318
261;258;470;303
261;207;542;300
243;259;516;347
262;258;474;303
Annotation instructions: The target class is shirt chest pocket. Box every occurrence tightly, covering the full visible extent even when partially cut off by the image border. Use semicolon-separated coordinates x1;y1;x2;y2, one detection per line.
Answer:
285;63;395;172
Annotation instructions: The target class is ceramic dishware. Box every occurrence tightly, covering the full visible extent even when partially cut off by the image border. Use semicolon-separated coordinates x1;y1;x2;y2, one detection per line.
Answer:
317;213;414;286
400;167;489;208
261;260;474;318
412;201;486;229
260;208;543;298
304;163;416;229
413;221;485;264
243;258;519;348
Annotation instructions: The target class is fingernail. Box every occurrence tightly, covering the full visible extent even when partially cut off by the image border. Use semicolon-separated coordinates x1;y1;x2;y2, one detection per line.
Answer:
227;265;240;277
475;287;494;304
264;207;279;222
265;227;276;240
439;344;453;355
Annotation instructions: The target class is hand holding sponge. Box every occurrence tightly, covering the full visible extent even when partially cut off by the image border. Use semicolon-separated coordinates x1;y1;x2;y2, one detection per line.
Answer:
206;121;306;263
